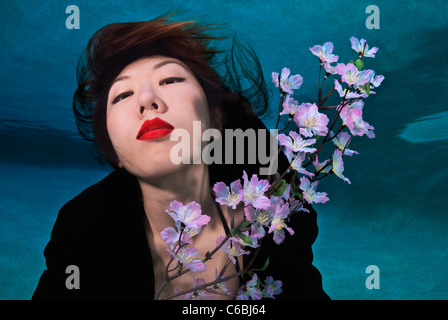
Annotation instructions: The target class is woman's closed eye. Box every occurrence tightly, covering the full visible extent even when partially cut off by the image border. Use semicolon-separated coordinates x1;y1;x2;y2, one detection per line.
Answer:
111;77;185;104
159;77;185;86
112;90;133;104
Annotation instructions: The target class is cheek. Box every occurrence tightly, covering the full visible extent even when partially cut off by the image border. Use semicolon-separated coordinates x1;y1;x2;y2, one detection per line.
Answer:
193;95;211;126
106;111;122;145
106;107;133;155
167;87;211;134
189;88;211;127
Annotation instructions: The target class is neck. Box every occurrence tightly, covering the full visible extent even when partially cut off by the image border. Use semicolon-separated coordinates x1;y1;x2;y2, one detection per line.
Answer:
137;164;217;235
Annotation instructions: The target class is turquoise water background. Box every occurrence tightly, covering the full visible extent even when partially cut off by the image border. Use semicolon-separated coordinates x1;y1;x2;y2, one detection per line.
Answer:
1;0;447;299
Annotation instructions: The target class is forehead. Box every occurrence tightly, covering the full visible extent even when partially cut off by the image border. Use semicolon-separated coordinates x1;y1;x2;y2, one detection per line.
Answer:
116;56;189;77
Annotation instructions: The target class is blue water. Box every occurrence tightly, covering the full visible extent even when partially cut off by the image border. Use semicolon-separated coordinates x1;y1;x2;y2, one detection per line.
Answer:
1;0;448;299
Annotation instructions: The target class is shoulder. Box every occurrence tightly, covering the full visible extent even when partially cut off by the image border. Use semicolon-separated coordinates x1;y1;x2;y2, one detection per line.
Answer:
61;169;140;217
63;169;140;210
34;169;147;299
51;169;142;240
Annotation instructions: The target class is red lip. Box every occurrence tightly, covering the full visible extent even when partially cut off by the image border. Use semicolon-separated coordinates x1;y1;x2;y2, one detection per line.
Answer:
137;117;174;141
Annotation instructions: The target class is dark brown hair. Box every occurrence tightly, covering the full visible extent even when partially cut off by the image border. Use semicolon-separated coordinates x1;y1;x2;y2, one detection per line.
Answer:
73;14;269;169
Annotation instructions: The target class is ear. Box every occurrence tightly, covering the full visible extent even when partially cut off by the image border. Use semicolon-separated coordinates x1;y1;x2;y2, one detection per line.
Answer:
117;161;124;169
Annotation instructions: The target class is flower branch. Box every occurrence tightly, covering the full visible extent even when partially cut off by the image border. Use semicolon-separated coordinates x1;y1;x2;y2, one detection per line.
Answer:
154;36;383;300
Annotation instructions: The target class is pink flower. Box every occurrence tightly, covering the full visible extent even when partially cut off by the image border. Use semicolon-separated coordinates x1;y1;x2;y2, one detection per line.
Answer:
214;270;231;296
277;131;317;161
332;149;351;184
236;273;262;300
272;67;303;94
233;231;259;248
335;63;373;87
262;276;283;299
241;171;271;210
160;227;193;248
165;200;210;233
289;197;309;214
244;205;274;240
363;71;385;94
323;61;337;75
310;42;339;64
291;152;314;178
334;79;368;99
299;176;329;204
279;95;300;116
294;103;329;137
313;155;331;174
167;246;206;273
332;131;358;156
218;236;251;265
268;201;295;245
339;100;375;138
371;73;385;88
213;180;243;209
350;36;378;58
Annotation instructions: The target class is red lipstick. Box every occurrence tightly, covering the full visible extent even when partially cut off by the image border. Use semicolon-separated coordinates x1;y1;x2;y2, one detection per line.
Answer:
137;117;174;141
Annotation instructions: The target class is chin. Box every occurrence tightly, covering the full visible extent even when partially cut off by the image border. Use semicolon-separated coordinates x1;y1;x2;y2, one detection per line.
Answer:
124;158;185;182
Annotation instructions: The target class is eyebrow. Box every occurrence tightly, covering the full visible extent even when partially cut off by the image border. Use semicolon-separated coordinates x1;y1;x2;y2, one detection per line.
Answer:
153;60;184;70
111;60;184;86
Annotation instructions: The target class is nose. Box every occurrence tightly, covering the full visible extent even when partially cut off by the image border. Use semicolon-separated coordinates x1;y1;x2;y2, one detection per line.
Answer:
138;89;165;116
139;103;159;115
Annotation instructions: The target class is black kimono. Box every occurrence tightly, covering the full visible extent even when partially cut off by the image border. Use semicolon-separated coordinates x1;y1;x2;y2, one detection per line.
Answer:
32;113;329;300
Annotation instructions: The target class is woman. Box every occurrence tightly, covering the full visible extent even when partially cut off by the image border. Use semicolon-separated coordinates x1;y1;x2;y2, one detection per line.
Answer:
33;14;329;300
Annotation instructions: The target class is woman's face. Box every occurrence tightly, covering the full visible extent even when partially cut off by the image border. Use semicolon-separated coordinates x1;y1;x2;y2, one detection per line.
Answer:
106;56;211;180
